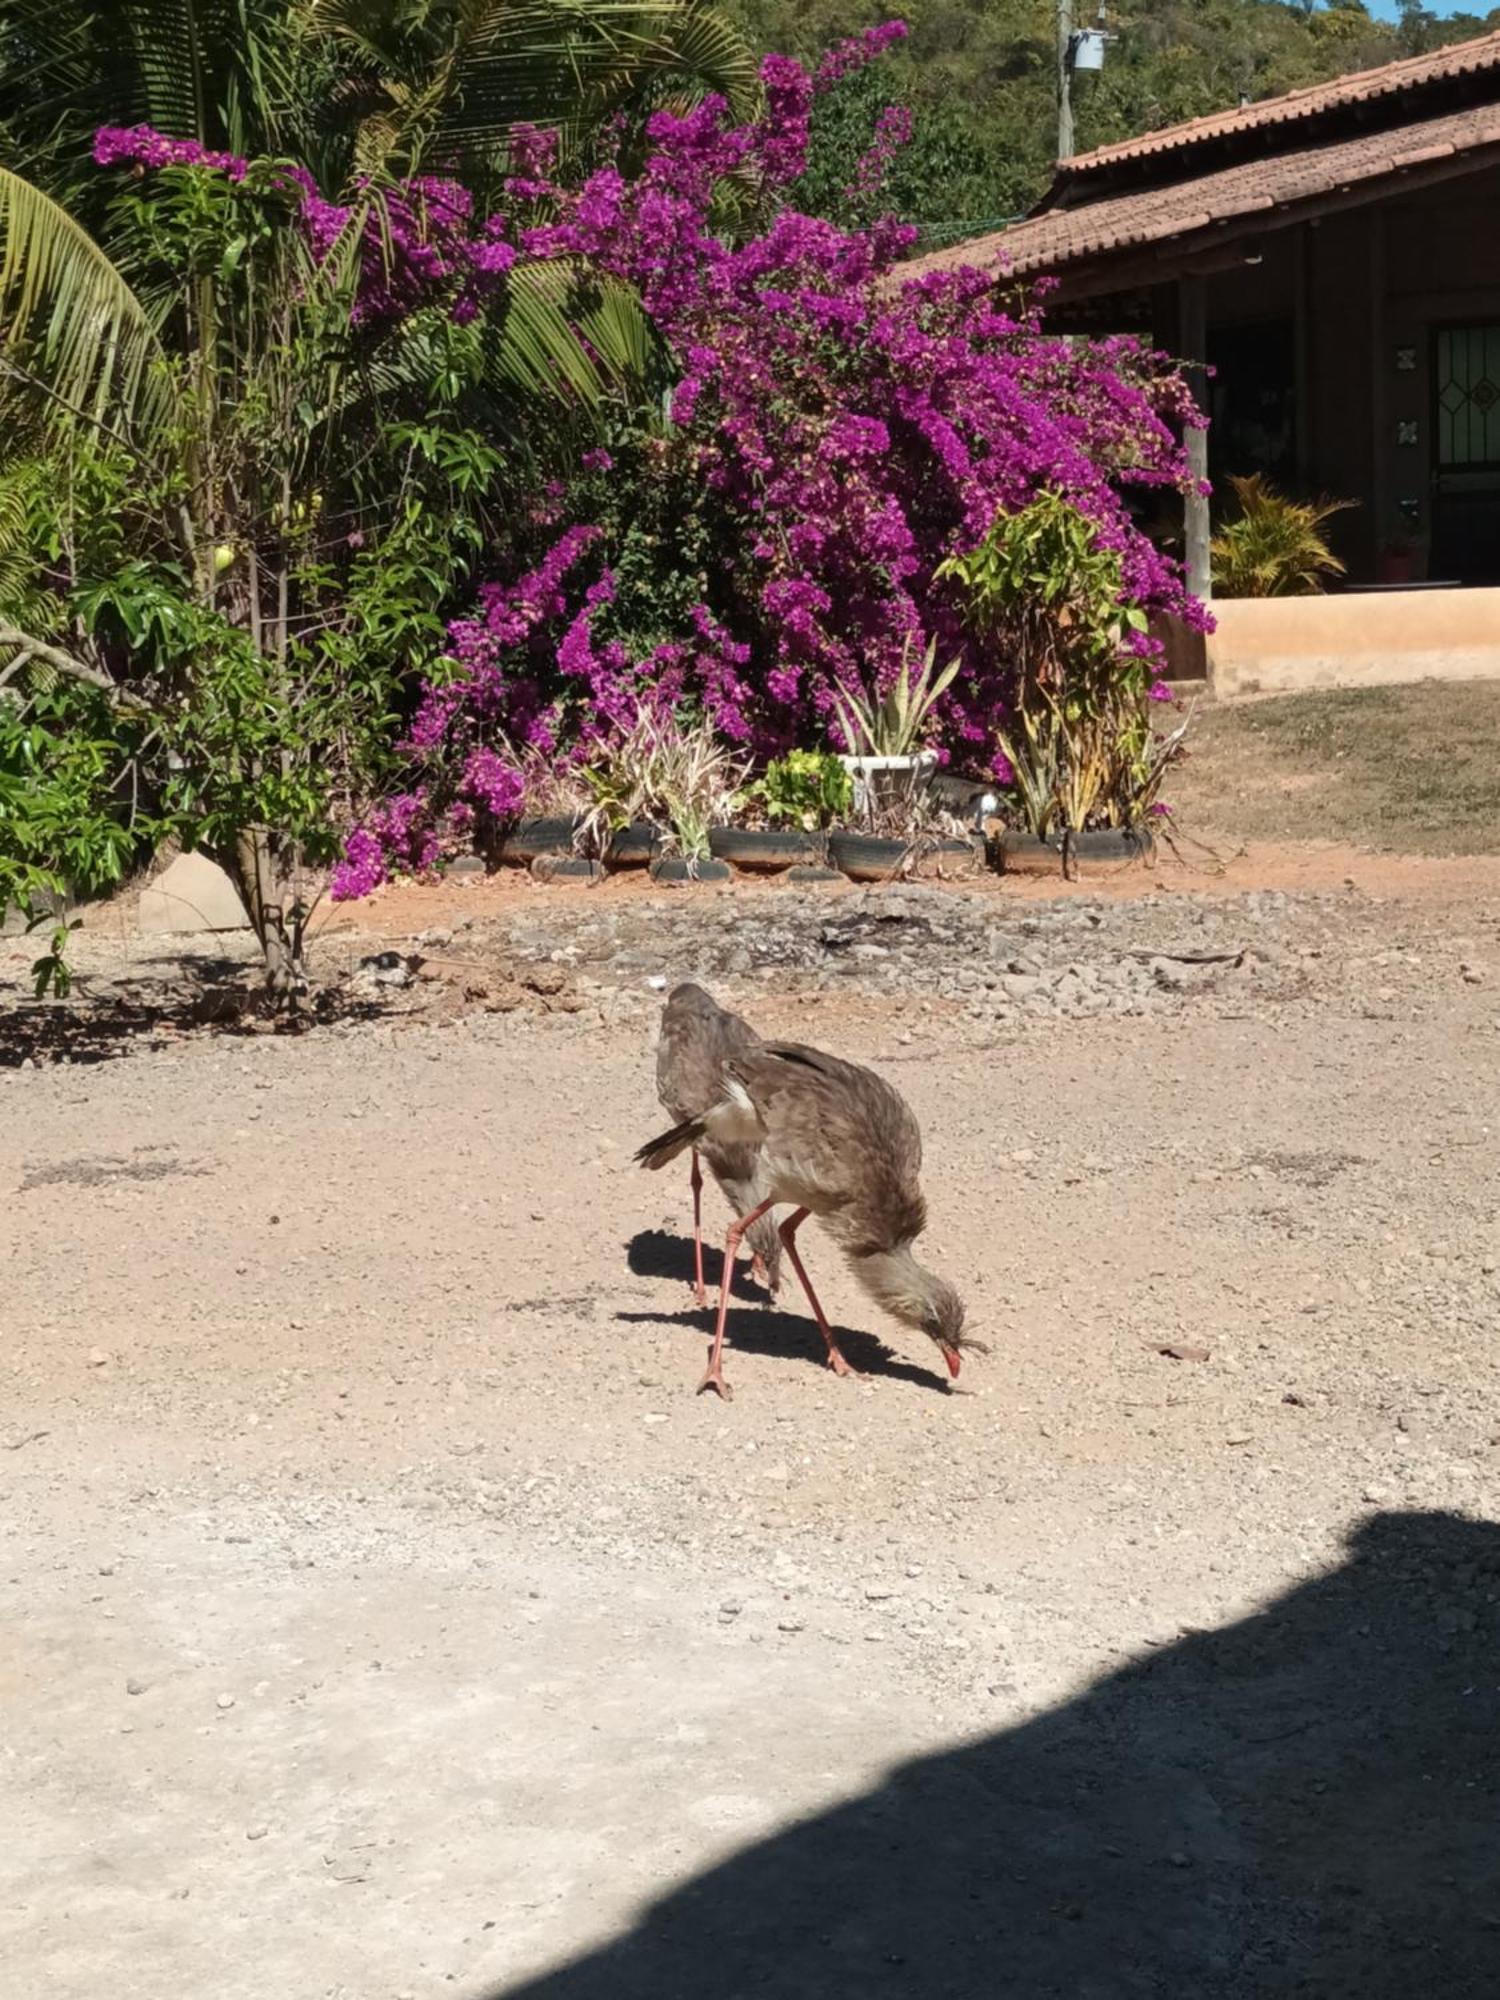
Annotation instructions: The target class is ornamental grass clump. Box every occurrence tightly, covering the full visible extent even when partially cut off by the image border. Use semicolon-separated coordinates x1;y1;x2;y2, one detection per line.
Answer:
580;708;749;861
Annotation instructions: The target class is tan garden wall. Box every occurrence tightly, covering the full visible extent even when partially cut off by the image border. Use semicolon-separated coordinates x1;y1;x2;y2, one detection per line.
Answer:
1207;588;1500;698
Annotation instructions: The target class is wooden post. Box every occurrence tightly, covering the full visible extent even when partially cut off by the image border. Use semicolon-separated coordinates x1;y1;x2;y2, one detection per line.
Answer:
1369;208;1388;559
1294;225;1312;488
1057;0;1075;162
1180;274;1213;605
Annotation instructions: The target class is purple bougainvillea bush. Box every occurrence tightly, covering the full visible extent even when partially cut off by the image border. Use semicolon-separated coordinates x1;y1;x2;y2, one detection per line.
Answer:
338;26;1210;894
95;27;1204;895
88;35;1211;902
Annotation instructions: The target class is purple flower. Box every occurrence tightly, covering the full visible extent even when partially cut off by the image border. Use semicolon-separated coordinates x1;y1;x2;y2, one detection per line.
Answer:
460;749;527;819
843;104;913;206
330;795;440;899
94;124;248;179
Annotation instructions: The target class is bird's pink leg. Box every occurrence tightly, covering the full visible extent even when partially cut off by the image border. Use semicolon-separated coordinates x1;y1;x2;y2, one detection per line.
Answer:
689;1149;707;1308
778;1208;857;1378
699;1196;778;1401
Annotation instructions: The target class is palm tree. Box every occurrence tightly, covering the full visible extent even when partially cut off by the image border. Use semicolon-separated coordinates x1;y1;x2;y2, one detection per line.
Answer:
0;0;758;427
1;0;759;182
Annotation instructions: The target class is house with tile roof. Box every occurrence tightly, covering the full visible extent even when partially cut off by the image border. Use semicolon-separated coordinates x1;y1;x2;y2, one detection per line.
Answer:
901;28;1500;682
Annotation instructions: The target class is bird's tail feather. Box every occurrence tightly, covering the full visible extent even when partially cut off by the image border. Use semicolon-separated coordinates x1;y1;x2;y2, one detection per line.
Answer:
635;1115;705;1172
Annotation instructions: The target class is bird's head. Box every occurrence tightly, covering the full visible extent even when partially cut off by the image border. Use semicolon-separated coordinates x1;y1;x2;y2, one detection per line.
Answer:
859;1250;987;1382
918;1273;985;1380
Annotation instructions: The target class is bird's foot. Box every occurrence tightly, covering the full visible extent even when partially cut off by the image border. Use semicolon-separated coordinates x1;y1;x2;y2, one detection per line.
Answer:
696;1363;734;1402
825;1344;857;1379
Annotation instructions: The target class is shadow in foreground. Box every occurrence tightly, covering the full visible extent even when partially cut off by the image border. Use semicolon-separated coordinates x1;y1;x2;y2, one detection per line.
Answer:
490;1511;1500;1998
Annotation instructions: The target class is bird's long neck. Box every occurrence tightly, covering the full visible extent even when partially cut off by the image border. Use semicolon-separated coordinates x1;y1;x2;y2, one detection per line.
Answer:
847;1243;942;1327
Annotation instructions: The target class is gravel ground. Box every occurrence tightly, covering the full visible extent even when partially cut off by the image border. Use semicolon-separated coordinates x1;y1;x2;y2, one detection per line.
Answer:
4;857;1500;1998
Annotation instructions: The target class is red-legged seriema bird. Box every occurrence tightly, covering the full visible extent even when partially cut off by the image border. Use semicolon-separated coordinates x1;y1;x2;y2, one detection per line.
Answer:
655;982;782;1308
636;1033;983;1399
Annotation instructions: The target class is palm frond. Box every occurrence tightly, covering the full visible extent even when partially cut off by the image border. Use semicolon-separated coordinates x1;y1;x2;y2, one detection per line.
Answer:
443;1;761;147
124;0;310;154
493;261;655;400
1211;474;1355;599
3;0;326;191
0;168;171;439
306;0;759;172
0;454;43;612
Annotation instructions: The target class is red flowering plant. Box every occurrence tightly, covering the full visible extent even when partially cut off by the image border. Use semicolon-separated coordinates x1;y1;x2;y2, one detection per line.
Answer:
341;23;1209;890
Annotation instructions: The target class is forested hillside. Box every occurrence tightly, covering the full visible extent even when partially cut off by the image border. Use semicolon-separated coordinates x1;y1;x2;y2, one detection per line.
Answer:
732;0;1500;240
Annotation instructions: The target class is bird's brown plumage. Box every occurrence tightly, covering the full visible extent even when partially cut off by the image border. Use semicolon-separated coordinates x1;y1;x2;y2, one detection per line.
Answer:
717;1042;928;1257
638;1028;979;1388
655;983;781;1292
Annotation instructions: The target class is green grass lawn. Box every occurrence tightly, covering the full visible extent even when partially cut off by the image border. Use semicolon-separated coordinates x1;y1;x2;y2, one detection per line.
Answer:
1172;681;1500;856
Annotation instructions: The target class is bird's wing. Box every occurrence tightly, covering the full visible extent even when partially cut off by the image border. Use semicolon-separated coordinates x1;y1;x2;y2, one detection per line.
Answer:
751;1042;917;1159
724;1043;925;1210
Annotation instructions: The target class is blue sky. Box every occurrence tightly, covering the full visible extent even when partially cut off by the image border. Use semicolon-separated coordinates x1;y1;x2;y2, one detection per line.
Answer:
1366;1;1488;17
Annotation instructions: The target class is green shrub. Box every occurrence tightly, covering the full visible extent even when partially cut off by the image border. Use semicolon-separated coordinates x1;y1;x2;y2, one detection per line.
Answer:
752;750;853;830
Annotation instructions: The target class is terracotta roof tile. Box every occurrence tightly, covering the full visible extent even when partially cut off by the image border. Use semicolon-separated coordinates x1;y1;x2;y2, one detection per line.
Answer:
1059;27;1500;175
900;100;1500;287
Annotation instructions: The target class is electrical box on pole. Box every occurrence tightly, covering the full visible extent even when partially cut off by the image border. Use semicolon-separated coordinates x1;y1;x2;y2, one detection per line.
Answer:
1058;4;1113;162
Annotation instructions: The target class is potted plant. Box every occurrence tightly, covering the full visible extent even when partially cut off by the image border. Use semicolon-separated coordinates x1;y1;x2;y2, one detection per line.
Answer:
711;750;852;872
579;711;668;871
1209;475;1354;597
936;493;1190;880
827;782;981;885
828;637;962;814
462;744;585;867
494;775;587;867
991;694;1189;878
1377;533;1417;586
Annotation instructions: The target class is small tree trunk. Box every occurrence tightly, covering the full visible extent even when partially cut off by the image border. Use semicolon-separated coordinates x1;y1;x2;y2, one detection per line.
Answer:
212;828;310;1009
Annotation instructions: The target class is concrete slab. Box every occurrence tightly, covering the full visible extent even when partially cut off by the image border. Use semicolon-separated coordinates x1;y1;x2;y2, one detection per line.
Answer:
137;850;249;933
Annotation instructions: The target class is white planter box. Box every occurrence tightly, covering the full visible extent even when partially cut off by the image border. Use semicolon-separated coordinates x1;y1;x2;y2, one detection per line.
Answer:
837;752;937;813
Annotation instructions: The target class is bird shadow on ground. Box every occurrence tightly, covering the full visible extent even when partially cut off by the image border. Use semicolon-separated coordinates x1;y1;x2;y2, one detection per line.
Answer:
615;1304;948;1393
625;1228;951;1391
626;1226;766;1300
480;1508;1500;1999
617;1249;950;1396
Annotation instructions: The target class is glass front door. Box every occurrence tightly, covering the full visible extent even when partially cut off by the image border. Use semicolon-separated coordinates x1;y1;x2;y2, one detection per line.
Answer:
1432;322;1500;584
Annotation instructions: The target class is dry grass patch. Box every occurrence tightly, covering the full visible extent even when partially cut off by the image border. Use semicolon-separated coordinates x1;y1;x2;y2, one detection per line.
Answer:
1172;681;1500;856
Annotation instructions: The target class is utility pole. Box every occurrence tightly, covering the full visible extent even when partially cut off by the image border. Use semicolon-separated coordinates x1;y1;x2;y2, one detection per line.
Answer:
1057;0;1075;163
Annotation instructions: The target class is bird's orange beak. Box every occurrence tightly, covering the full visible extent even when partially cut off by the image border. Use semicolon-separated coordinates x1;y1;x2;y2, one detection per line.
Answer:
941;1345;961;1379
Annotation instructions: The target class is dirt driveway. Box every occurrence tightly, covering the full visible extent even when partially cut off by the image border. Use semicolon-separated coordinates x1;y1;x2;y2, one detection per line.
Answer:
4;851;1500;1998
